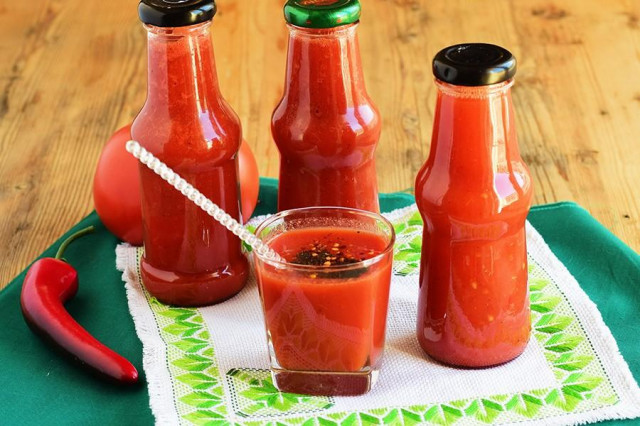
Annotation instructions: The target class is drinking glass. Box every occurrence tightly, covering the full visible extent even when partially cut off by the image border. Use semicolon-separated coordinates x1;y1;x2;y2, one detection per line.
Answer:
253;207;395;396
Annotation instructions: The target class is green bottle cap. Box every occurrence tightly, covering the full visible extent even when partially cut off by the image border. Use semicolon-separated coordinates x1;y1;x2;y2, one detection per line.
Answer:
284;0;361;29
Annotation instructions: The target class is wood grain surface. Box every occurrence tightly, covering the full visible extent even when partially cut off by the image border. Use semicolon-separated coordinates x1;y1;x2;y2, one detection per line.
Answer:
1;0;639;289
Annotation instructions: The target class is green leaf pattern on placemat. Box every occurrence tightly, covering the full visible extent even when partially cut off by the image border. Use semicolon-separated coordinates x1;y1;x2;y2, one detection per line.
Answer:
226;368;333;418
392;209;424;276
135;252;228;425
134;205;620;425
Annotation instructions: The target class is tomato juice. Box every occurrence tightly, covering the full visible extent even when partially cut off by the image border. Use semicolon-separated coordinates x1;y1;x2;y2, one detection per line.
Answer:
254;207;394;395
272;23;381;212
258;228;391;372
415;45;533;367
132;16;248;307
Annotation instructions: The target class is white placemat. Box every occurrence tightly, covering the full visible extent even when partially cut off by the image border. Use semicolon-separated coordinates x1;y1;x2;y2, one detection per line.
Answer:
116;205;640;425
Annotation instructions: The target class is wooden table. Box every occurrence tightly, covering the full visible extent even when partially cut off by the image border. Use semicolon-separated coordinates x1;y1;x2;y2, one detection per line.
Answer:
1;0;639;289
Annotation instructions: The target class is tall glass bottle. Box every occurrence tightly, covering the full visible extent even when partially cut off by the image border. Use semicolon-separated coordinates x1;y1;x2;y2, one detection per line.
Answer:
132;0;248;307
272;0;381;212
415;44;533;367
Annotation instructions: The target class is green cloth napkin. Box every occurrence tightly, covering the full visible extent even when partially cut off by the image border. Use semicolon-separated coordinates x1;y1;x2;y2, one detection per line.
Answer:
0;178;638;425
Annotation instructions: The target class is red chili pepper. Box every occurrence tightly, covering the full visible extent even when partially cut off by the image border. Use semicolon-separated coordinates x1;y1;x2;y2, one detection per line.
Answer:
20;226;139;385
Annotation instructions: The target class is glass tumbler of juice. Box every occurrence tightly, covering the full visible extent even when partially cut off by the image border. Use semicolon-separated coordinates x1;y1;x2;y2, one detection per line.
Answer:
253;207;395;396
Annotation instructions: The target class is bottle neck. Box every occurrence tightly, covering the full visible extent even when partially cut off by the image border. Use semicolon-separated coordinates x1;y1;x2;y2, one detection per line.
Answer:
282;23;368;108
421;79;531;213
430;79;519;166
144;22;221;112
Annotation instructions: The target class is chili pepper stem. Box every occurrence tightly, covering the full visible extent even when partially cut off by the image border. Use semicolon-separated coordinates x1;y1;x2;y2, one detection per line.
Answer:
55;226;95;260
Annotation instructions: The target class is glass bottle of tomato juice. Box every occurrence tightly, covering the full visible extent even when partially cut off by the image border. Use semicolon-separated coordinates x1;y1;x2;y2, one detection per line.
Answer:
415;44;534;367
272;0;382;212
132;0;248;306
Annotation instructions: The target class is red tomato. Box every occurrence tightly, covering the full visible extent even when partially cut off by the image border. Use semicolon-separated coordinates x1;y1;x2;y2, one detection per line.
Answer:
93;124;260;245
238;140;260;223
93;124;142;245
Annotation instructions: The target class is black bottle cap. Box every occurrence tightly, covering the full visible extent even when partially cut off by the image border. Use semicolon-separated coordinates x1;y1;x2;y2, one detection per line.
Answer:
433;43;516;86
138;0;216;27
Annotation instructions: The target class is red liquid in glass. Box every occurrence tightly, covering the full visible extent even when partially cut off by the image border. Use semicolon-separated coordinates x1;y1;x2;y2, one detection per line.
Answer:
257;228;392;373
